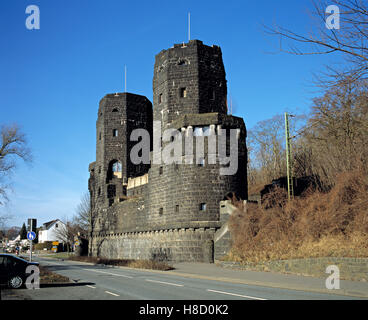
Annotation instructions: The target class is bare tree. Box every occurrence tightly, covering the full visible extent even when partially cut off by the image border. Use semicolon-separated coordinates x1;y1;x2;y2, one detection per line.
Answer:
262;0;368;189
293;77;368;188
53;218;78;252
73;192;90;235
0;214;11;228
266;0;368;84
0;124;32;205
53;192;92;253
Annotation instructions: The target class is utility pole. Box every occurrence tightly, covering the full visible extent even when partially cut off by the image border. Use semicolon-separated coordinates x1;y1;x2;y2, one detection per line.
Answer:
285;112;294;200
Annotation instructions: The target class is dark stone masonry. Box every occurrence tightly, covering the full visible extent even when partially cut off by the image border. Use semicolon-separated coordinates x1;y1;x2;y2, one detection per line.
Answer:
88;40;248;262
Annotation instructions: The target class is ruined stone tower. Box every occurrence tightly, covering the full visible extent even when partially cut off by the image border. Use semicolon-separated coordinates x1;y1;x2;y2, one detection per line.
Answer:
89;93;152;214
147;40;247;229
153;40;227;130
88;40;247;262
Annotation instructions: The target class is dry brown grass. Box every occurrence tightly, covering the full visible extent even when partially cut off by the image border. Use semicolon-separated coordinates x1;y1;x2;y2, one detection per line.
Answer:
39;265;70;283
228;169;368;263
68;256;174;271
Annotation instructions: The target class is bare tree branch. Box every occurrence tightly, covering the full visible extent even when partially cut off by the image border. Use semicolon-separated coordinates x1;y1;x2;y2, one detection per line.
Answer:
265;0;368;82
0;124;32;206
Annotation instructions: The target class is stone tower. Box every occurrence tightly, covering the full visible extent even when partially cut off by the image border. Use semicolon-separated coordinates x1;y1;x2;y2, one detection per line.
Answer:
89;93;152;212
153;40;227;130
88;40;248;262
146;40;247;230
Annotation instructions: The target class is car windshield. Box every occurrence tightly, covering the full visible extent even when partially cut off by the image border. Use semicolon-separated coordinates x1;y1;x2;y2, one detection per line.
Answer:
0;254;29;264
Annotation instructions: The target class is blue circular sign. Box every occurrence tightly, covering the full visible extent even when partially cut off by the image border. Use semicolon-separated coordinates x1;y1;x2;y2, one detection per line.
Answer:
27;231;36;241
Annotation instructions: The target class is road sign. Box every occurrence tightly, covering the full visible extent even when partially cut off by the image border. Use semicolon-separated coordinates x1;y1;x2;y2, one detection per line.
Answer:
27;218;37;263
27;219;37;232
27;231;36;241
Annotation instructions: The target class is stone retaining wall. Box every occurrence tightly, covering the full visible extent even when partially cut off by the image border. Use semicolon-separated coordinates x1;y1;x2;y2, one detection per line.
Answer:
217;257;368;281
90;227;216;263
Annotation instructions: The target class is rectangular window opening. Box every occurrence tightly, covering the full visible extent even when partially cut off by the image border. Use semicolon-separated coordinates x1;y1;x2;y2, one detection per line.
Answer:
180;87;187;98
198;158;206;167
209;88;215;100
200;203;207;211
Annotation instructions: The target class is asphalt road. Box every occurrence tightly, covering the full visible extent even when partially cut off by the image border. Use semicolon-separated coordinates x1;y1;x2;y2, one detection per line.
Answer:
7;256;364;300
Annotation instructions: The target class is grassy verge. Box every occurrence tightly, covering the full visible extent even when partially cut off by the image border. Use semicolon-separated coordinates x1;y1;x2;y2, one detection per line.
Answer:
68;256;174;271
39;265;70;284
45;252;74;260
19;255;71;284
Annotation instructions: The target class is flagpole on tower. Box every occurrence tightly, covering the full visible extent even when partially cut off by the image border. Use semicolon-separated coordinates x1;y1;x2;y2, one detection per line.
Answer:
124;65;127;93
188;12;191;41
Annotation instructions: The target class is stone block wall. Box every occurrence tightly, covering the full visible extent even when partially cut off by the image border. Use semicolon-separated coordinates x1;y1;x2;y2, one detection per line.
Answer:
218;258;368;282
90;227;216;263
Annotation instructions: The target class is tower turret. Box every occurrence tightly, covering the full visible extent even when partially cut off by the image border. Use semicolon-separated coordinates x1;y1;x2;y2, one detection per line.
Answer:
153;40;227;130
93;92;152;208
147;40;247;228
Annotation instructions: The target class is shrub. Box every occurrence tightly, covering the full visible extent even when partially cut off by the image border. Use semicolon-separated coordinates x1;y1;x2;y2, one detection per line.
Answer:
34;241;53;251
228;169;368;263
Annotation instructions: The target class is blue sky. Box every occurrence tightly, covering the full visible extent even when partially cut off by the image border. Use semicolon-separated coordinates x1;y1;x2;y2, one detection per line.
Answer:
0;0;342;228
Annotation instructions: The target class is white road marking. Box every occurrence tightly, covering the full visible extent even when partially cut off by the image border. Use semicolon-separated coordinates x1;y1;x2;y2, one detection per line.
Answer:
145;279;184;287
105;290;120;297
206;289;267;300
86;285;96;289
82;268;133;278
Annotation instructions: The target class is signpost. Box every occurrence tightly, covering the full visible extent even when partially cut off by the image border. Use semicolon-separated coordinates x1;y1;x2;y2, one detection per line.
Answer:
27;231;36;261
27;219;37;233
52;241;59;253
27;218;37;262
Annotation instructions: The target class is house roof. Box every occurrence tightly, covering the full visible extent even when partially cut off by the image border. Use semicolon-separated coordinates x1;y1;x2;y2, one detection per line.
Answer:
41;219;64;230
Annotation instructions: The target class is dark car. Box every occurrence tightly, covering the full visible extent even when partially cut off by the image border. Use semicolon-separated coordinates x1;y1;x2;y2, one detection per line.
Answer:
0;254;39;289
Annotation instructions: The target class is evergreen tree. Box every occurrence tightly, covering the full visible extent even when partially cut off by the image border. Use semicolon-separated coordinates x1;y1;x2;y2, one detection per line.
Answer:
19;223;27;240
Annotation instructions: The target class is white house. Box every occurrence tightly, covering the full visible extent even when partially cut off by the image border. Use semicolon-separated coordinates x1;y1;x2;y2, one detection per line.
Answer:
38;219;67;243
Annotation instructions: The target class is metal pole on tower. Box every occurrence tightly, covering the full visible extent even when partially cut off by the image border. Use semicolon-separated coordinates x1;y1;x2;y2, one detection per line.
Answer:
125;65;127;93
188;12;191;41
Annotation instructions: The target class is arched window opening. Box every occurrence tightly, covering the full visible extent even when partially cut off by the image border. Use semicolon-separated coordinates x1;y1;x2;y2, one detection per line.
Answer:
107;160;122;181
178;59;189;66
112;162;122;174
